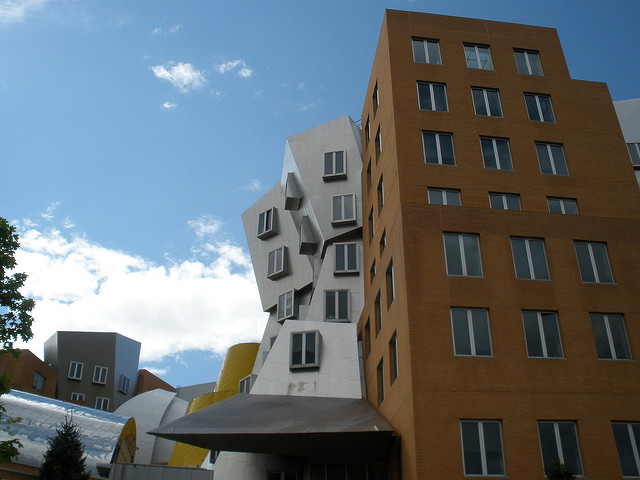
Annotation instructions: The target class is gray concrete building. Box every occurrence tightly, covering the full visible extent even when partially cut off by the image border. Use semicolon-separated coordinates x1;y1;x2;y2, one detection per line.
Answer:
614;98;640;185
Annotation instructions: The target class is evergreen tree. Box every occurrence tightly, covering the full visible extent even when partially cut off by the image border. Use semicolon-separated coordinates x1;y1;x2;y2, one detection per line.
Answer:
39;418;90;480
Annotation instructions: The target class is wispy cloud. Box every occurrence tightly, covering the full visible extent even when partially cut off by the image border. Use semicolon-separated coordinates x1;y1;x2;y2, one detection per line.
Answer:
240;179;263;192
298;101;320;111
215;59;253;78
162;101;177;110
151;24;182;36
41;201;61;221
150;62;206;93
14;214;266;363
0;0;50;23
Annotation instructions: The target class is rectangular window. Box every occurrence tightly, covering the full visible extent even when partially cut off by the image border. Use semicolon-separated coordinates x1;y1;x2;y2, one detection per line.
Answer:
514;49;543;75
332;193;356;224
323;151;346;179
377;176;384;214
366;162;372;191
380;229;386;254
575;241;613;283
238;374;253;394
511;237;550;280
375;128;382;160
374;292;382;336
417;81;448;111
443;233;482;277
95;397;110;411
472;87;502;117
267;246;288;279
538;421;583;476
372;83;379;115
368;208;374;242
364;118;370;143
536;142;568;175
423;131;455;165
370;260;376;284
464;44;493;70
412;37;441;64
335;243;358;274
70;392;85;402
325;290;349;321
489;192;521;210
460;420;505;475
376;359;384;405
364;320;371;359
548;197;578;215
386;260;394;308
451;308;492;356
525;93;555;122
389;332;398;384
119;375;130;394
32;372;45;392
522;311;563;358
612;422;640;477
627;142;640;167
428;188;461;206
291;331;320;369
590;313;631;360
257;207;276;239
481;137;513;170
68;361;83;380
93;366;108;385
277;290;295;321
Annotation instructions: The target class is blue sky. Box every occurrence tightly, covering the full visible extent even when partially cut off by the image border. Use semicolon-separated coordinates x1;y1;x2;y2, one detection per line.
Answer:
2;0;639;388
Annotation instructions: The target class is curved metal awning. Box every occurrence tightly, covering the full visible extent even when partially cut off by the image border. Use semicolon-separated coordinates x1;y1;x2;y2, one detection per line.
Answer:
150;394;396;460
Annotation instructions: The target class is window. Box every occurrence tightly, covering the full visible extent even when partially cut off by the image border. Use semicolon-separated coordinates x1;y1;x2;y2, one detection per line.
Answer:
389;332;398;384
70;392;85;402
370;260;376;284
423;131;455;165
68;361;83;380
412;37;441;64
368;208;374;242
575;241;613;283
525;93;555;122
514;49;543;75
375;128;382;160
386;260;394;308
511;237;550;280
627;143;640;167
267;246;288;279
119;375;130;394
443;233;482;277
325;290;349;321
538;422;583;476
290;331;320;369
548;197;578;215
364;118;370;143
451;308;492;356
472;87;502;117
332;194;356;224
93;366;108;385
590;313;631;360
366;161;372;191
335;243;358;274
522;311;563;358
95;397;110;411
380;229;386;254
481;137;513;170
460;420;505;475
536;142;568;175
277;290;295;321
372;83;379;115
489;192;521;210
417;81;448;111
32;372;45;392
323;151;346;179
377;176;384;214
257;207;276;239
374;292;382;336
364;320;371;359
464;44;493;70
428;188;461;206
238;375;252;394
612;422;640;477
376;359;384;405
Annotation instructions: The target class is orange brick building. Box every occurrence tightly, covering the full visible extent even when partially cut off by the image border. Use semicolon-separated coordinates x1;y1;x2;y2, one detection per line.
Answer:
360;10;640;480
0;349;57;398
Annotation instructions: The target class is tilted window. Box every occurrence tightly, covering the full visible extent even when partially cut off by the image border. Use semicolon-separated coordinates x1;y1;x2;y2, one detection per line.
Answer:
525;93;555;122
460;420;505;475
548;197;578;215
451;308;492;356
325;290;349;321
68;361;83;380
481;137;513;170
290;331;320;369
257;207;276;239
332;194;356;224
511;237;550;280
93;366;108;385
472;87;502;117
429;188;461;206
443;233;482;277
514;49;543;75
32;372;45;392
627;142;640;167
95;397;110;411
464;44;493;70
522;311;563;358
612;422;640;477
412;38;441;64
119;375;131;394
418;81;448;112
423;132;455;165
323;151;346;179
389;332;398;384
536;143;568;175
70;392;85;402
575;241;613;283
277;290;295;322
267;246;288;279
590;313;631;360
489;193;520;210
538;422;583;476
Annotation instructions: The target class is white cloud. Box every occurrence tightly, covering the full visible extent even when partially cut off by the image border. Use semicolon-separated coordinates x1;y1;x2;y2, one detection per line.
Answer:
297;82;306;91
168;24;181;34
0;0;50;23
14;218;266;364
240;179;263;192
298;101;320;111
41;201;60;221
150;62;206;93
151;26;161;35
151;24;182;36
162;101;177;110
215;59;253;78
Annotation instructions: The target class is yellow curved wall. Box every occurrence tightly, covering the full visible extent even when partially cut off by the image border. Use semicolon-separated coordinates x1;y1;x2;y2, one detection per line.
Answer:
115;417;137;464
168;343;259;467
